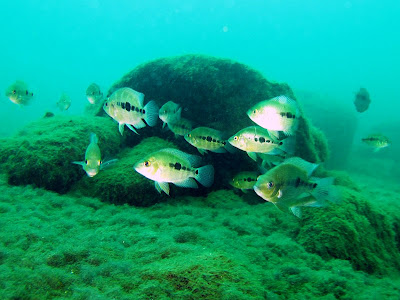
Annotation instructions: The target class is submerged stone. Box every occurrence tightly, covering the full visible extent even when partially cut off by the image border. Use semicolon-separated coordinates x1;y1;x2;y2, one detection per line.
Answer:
0;116;123;193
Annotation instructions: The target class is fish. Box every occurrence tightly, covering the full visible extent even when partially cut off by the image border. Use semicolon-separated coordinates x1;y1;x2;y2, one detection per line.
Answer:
5;80;34;105
103;87;159;135
86;83;103;105
228;126;294;161
230;171;259;192
134;148;214;195
167;118;193;137
361;134;391;152
253;157;339;218
56;92;71;111
72;133;117;177
354;88;370;113
247;95;300;136
159;101;182;128
184;127;228;155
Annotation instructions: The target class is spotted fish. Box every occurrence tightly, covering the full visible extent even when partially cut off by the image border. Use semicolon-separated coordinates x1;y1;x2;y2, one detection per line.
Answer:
134;148;214;195
361;134;391;152
184;127;228;155
159;101;182;128
5;80;34;105
230;171;259;193
103;87;159;135
247;95;300;136
253;157;339;218
167;118;193;137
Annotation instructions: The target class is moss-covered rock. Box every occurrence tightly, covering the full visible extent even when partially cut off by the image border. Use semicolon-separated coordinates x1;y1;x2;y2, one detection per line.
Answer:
296;185;400;275
0;116;123;193
74;137;211;206
107;54;329;163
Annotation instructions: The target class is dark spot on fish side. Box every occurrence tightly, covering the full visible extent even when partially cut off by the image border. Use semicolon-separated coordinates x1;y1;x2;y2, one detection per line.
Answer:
259;137;265;143
202;136;206;140
121;102;125;109
174;163;182;170
313;183;318;188
254;138;258;142
126;102;131;112
206;136;212;142
295;177;300;188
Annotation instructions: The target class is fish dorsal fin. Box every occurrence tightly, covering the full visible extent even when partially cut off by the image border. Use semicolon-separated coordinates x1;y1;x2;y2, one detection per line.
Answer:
160;148;202;167
130;89;145;107
281;157;318;177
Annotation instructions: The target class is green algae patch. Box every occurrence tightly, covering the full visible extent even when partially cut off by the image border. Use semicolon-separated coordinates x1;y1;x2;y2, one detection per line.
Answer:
74;137;180;206
0;115;122;193
296;186;400;275
0;174;399;299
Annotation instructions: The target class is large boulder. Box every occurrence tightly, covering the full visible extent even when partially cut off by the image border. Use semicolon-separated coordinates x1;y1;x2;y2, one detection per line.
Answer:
107;54;329;164
0;115;123;193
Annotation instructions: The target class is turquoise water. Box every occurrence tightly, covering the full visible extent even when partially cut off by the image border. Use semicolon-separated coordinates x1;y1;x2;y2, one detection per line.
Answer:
1;1;400;135
1;1;400;299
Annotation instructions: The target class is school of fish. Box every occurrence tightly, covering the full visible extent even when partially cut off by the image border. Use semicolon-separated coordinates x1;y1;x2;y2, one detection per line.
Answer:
4;79;390;218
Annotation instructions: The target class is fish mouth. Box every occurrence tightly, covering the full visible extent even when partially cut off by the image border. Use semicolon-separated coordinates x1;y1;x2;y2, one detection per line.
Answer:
253;185;269;202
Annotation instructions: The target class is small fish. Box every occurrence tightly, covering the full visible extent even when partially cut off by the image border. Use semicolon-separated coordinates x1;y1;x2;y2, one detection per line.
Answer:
230;171;259;193
354;88;370;113
159;101;182;128
86;83;103;105
228;126;293;161
253;157;339;218
134;148;214;195
167;118;193;137
184;127;228;155
56;92;71;111
361;134;390;152
247;95;300;136
103;87;159;135
5;80;34;105
72;133;117;177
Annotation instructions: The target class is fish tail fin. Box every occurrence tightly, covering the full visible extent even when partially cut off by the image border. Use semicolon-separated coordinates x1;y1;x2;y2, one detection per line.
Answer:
89;132;98;144
195;165;214;187
279;136;296;155
144;100;159;127
310;177;341;205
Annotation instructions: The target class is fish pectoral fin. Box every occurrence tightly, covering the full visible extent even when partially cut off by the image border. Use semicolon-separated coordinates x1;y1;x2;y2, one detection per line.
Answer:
290;206;302;218
118;123;125;136
174;178;198;189
72;161;85;166
373;147;381;152
126;124;139;135
156;181;170;195
274;203;290;214
277;189;283;198
247;152;258;161
197;148;208;155
100;159;118;170
241;189;249;194
162;122;166;128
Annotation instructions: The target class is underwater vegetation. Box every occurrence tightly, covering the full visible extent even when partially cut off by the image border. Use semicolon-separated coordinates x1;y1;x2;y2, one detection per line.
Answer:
0;54;399;298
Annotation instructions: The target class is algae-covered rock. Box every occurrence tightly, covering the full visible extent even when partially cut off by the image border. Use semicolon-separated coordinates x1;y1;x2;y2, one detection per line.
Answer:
74;137;210;206
108;54;329;163
296;185;400;275
0;116;122;193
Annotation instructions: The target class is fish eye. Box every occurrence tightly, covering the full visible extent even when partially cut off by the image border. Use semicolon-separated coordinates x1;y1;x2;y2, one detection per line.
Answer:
267;181;274;189
253;109;257;114
85;159;88;165
98;160;102;166
234;136;238;141
144;161;151;167
12;90;16;94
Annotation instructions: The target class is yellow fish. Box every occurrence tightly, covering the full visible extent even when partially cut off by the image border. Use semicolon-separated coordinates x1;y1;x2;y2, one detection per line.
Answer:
230;171;259;192
73;133;117;177
228;126;294;161
134;148;214;195
5;80;34;105
361;134;390;152
247;95;300;136
56;92;71;111
184;127;228;155
167;118;193;137
103;87;159;135
86;83;103;105
159;101;182;128
253;157;339;218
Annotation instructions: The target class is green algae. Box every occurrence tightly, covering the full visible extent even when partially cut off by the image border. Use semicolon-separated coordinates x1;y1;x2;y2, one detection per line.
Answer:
0;115;123;193
1;173;399;299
